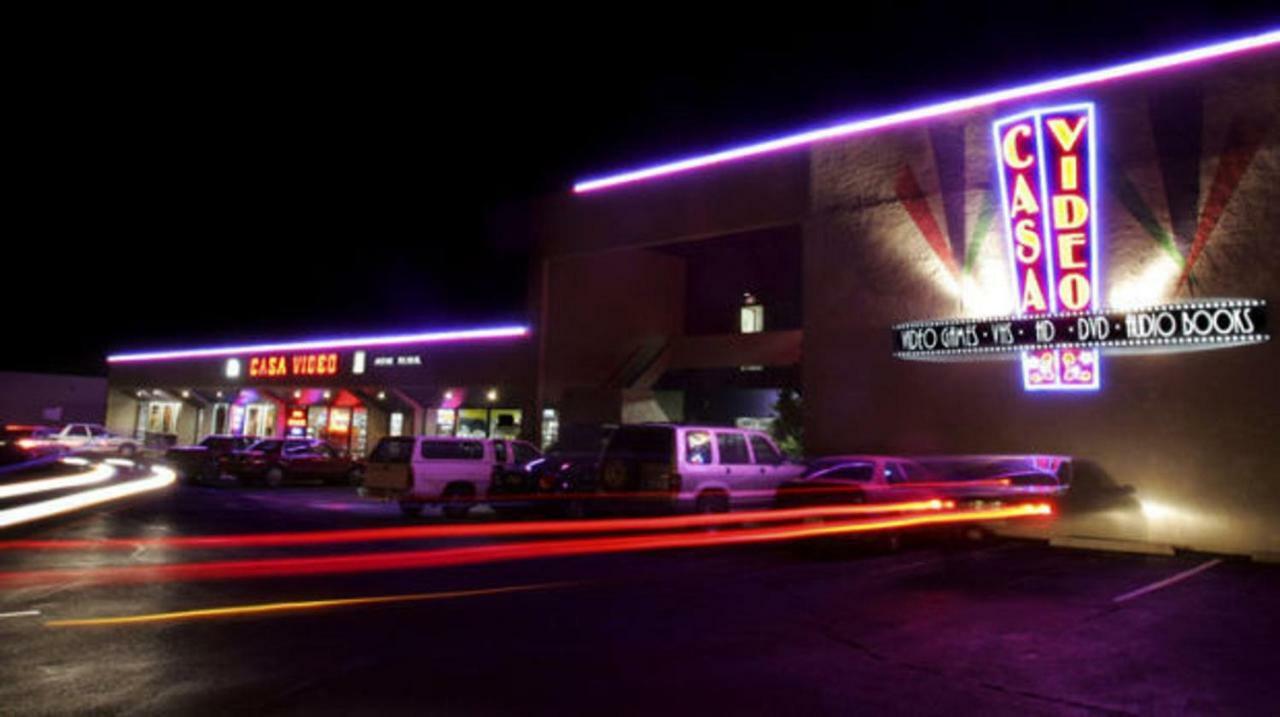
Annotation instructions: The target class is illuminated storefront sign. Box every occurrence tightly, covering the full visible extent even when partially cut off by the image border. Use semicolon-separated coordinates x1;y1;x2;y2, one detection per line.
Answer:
285;407;308;438
372;354;423;367
893;300;1269;358
248;353;340;378
893;102;1271;387
993;103;1100;390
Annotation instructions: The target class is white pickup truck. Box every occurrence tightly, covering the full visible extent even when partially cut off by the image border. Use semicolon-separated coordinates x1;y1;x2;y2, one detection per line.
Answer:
47;423;141;457
361;436;541;518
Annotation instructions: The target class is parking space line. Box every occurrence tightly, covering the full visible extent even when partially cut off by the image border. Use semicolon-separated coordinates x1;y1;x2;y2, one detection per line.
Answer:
1112;558;1222;604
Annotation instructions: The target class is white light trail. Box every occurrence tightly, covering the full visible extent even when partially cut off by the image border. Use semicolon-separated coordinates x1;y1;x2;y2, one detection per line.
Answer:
0;465;176;529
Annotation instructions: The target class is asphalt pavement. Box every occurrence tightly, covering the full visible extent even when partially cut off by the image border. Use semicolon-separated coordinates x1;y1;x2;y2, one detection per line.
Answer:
1;473;1277;716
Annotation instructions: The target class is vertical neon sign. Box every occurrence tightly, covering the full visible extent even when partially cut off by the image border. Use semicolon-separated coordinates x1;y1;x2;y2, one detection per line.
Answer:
994;103;1100;391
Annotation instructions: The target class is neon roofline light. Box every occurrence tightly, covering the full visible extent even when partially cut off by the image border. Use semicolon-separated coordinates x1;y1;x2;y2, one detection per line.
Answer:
573;29;1280;193
107;325;530;363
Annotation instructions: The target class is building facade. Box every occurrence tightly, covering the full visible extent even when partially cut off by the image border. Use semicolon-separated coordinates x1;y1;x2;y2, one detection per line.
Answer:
106;328;536;451
530;36;1280;557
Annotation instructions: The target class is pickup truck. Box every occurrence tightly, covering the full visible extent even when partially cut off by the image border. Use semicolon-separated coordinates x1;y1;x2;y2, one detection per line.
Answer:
362;436;541;518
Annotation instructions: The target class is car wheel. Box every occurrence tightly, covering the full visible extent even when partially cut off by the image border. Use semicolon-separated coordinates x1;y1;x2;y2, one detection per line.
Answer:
199;460;220;483
265;466;285;488
441;484;473;520
399;501;424;517
695;491;730;515
345;467;364;487
119;444;137;458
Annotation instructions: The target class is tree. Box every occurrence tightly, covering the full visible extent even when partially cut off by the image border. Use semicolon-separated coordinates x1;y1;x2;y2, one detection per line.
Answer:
770;388;804;457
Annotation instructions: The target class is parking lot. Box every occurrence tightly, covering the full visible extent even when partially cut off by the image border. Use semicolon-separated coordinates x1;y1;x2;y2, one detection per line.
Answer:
1;476;1277;715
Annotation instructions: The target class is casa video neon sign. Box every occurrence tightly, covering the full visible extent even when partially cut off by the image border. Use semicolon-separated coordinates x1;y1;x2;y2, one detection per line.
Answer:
893;101;1270;383
248;352;340;378
994;103;1100;390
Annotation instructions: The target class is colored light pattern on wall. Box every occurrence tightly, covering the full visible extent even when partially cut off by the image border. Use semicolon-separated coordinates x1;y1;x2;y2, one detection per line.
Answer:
993;103;1100;391
573;30;1280;193
107;325;530;364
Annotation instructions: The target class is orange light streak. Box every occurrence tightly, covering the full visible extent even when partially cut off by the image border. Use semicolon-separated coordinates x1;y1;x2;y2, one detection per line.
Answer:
0;503;1051;589
45;581;571;628
0;499;950;551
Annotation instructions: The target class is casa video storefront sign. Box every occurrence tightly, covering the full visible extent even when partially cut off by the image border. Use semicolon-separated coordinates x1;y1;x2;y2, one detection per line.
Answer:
893;102;1271;389
248;352;341;378
893;300;1269;359
995;102;1101;389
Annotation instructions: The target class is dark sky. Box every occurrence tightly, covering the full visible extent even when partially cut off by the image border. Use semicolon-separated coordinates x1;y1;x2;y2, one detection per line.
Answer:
8;3;1276;374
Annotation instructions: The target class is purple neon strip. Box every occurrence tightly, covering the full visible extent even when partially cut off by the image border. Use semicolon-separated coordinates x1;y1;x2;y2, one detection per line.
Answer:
574;30;1280;193
107;325;531;364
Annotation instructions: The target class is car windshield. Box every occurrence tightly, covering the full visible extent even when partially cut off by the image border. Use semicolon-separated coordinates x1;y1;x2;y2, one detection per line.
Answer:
249;440;282;453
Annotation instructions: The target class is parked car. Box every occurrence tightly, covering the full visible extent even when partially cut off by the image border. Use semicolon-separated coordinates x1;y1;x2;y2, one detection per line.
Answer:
0;424;62;464
164;435;256;482
572;423;803;515
489;424;615;517
47;423;141;457
224;438;364;487
776;454;1070;509
361;436;541;518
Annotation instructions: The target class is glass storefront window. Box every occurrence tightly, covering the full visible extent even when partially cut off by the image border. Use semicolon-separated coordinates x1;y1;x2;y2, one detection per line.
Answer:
241;403;277;437
435;409;456;436
144;401;182;435
352;407;368;456
457;408;488;438
389;412;405;437
541;408;559;450
307;406;329;440
489;409;522;440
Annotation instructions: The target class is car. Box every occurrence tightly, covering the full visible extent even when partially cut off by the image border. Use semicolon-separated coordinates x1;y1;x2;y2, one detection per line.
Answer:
0;424;62;464
224;438;364;487
47;423;141;457
775;454;1070;509
579;423;804;515
488;424;615;517
361;436;541;519
164;435;257;482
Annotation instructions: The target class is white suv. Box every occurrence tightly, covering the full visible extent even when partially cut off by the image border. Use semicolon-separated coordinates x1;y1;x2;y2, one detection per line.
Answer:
596;424;803;513
361;436;541;518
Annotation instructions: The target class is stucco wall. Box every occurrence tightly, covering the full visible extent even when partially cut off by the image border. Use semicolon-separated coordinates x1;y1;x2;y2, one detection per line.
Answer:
804;52;1280;556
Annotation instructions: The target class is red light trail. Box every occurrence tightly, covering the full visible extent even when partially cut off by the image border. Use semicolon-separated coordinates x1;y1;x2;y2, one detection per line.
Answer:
0;499;953;551
0;503;1051;589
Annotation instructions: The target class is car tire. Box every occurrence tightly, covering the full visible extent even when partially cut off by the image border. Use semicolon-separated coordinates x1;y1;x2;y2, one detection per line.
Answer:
119;444;137;458
441;484;474;520
695;490;730;515
199;460;220;483
344;467;364;487
265;466;285;488
399;501;424;517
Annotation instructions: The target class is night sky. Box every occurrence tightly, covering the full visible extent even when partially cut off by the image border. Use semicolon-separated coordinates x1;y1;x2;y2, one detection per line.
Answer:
8;3;1275;374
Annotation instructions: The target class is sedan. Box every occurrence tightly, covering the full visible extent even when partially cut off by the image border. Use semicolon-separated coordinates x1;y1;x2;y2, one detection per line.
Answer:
225;438;364;487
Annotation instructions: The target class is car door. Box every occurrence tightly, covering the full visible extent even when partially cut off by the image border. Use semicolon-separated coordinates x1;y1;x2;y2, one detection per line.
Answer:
713;430;758;508
747;433;798;494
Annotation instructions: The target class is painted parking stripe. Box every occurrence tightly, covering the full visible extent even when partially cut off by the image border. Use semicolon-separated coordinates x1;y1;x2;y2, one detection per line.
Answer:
1112;558;1223;604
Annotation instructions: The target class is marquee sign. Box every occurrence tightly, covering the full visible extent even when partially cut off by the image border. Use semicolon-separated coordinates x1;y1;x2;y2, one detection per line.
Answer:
894;300;1269;358
994;103;1100;390
893;102;1271;389
248;352;340;378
